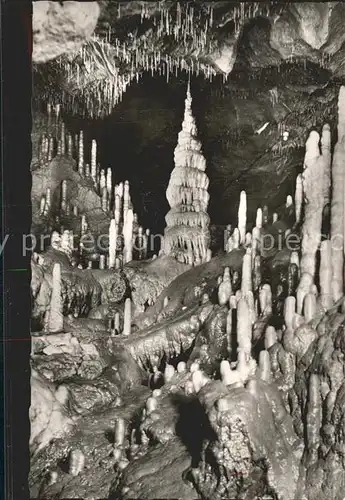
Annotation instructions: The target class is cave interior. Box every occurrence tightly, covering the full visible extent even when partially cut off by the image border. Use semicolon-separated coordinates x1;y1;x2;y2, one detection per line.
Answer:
30;2;345;499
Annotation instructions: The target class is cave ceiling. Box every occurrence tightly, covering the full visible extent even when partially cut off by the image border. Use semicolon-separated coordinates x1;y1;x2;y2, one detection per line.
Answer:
32;1;345;227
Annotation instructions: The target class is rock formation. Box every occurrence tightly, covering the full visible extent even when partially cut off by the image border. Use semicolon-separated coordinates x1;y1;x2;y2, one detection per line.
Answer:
163;81;210;266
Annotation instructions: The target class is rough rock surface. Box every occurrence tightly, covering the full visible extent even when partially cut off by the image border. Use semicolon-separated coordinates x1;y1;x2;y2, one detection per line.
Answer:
33;1;101;63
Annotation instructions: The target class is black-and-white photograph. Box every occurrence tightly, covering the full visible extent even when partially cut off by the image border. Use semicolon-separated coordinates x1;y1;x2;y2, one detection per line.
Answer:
26;1;345;498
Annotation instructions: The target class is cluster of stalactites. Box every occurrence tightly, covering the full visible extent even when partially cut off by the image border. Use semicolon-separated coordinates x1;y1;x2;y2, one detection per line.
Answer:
164;82;210;266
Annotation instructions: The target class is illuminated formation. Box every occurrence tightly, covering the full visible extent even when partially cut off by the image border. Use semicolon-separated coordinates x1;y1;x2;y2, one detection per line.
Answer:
163;81;210;265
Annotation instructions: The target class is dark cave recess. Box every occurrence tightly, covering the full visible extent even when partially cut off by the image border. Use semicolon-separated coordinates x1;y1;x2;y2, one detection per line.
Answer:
33;57;336;234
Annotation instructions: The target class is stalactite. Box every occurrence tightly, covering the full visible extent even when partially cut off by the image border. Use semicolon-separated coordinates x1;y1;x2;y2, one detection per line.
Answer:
48;263;64;333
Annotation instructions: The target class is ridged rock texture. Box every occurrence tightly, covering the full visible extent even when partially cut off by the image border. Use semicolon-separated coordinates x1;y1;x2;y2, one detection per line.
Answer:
163;81;211;266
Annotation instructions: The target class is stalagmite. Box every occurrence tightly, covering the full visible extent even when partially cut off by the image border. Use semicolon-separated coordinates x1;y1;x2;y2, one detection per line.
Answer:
253;255;261;291
48;263;64;333
259;284;272;315
109;219;117;269
123;298;131;335
192;370;209;393
48;137;54;162
237;298;252;357
78;131;84;175
264;326;277;350
114;417;126;448
306;374;321;465
85;163;90;178
123;208;134;264
163;82;210;265
284;296;296;330
245;232;252;247
251;227;261;259
272;213;278;223
238;190;247;245
177;361;186;373
164;364;175;383
304;293;316;323
320;239;332;310
300;130;327;280
146;396;158;414
69;449;85;476
106;167;112;196
218;267;232;305
40;196;46;215
295;174;303;225
114;312;120;333
262;205;269;226
123;180;130;220
67;134;73;157
226;309;232;357
61;180;67;212
321;124;331;207
297;273;313;314
241;250;252;297
91;139;97;183
290;251;300;268
61;122;65;154
220;360;234;386
101;188;108;212
331;87;345;301
98;255;105;270
286;195;293;208
258;350;271;382
100;170;106;192
256;208;263;229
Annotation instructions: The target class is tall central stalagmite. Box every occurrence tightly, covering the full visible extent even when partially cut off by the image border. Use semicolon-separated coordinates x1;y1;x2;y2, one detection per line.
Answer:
163;81;210;265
